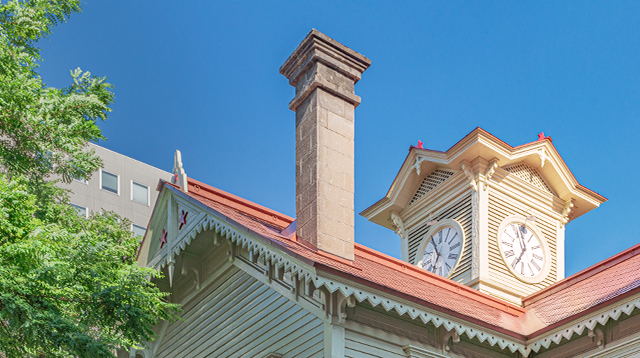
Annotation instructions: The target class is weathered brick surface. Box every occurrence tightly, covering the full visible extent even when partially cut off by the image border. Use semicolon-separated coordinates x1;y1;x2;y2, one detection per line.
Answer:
281;30;370;260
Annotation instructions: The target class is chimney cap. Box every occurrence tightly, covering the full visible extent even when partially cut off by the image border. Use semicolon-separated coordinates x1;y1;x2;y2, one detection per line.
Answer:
280;29;371;86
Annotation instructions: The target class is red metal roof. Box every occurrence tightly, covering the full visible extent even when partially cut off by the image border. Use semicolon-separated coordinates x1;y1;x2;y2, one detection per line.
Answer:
523;243;640;333
162;176;638;339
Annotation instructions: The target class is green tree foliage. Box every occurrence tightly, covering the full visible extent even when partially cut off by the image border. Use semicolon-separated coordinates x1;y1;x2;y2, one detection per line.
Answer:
0;0;107;183
0;1;178;356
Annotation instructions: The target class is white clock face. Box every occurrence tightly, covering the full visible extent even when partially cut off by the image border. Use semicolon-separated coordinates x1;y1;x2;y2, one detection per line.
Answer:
500;223;545;278
420;227;462;277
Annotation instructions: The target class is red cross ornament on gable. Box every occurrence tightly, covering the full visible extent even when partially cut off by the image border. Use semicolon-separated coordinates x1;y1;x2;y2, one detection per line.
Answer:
159;228;168;248
178;210;188;230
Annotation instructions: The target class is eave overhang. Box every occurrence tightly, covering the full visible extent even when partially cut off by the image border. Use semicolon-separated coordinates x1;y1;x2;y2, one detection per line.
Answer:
361;127;607;230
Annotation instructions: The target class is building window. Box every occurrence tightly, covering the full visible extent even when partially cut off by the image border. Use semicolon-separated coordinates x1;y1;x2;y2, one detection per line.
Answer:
69;203;88;218
101;170;118;194
132;182;149;205
132;224;146;237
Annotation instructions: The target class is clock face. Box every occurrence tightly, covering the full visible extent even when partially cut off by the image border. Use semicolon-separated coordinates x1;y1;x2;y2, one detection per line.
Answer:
500;223;545;278
420;227;462;277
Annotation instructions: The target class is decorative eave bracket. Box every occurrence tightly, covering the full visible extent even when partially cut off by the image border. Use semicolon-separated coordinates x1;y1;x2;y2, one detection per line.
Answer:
412;155;429;176
390;211;406;240
481;158;499;191
561;200;574;227
460;160;478;192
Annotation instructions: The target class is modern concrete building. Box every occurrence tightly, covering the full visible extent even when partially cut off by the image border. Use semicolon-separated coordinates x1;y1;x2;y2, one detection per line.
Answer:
59;143;172;237
133;30;640;358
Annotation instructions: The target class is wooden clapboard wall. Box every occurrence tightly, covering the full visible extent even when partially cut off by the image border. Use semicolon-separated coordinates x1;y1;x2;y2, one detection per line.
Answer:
406;186;473;285
486;178;559;297
154;265;324;358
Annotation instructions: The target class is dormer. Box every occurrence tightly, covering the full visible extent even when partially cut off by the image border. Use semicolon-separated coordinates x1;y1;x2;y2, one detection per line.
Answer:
361;128;607;305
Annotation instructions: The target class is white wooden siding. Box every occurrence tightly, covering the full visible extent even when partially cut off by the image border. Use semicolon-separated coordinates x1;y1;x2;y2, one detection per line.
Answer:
407;191;473;284
154;266;323;358
487;188;558;295
345;329;407;358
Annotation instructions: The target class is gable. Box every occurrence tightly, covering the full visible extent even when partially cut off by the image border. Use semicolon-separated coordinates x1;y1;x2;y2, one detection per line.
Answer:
503;162;553;194
152;265;324;357
410;168;456;204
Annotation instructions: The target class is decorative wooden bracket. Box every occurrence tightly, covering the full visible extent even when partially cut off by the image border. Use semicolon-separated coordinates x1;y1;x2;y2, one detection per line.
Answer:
320;289;356;324
265;261;275;284
180;252;202;291
589;327;605;347
412;155;428;176
167;257;175;287
306;279;317;297
482;158;499;191
461;161;477;192
291;273;301;302
336;293;356;325
561;200;574;227
538;148;549;168
227;241;237;263
442;329;460;352
390;211;406;240
212;230;220;246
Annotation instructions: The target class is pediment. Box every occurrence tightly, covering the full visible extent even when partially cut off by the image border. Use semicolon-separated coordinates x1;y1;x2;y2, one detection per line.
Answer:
503;162;554;195
409;168;456;205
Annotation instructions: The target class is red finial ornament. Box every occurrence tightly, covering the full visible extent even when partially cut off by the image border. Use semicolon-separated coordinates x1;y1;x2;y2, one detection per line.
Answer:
416;140;424;149
537;132;552;142
159;228;168;248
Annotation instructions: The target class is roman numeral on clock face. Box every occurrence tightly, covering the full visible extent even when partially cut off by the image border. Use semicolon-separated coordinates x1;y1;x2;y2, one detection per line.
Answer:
504;250;515;258
530;259;541;271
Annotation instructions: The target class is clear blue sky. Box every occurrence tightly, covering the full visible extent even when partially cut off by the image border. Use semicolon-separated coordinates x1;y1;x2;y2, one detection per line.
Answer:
37;1;640;276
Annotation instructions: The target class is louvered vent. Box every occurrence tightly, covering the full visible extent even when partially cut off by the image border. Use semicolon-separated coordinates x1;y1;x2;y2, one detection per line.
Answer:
504;163;552;193
410;169;455;204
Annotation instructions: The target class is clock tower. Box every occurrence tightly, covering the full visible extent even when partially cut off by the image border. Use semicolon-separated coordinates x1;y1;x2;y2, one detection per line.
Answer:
361;128;606;305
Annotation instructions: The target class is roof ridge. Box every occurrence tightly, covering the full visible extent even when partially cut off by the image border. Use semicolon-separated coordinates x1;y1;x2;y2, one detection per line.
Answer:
184;177;295;229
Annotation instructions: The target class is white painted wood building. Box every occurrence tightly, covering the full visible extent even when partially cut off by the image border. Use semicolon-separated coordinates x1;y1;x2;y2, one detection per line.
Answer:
133;30;640;358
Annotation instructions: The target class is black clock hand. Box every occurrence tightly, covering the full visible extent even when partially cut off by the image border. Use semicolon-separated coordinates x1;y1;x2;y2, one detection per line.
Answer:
516;225;525;250
513;248;526;266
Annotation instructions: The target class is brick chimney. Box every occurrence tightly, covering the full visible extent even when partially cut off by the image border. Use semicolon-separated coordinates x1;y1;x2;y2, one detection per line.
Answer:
280;30;370;260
